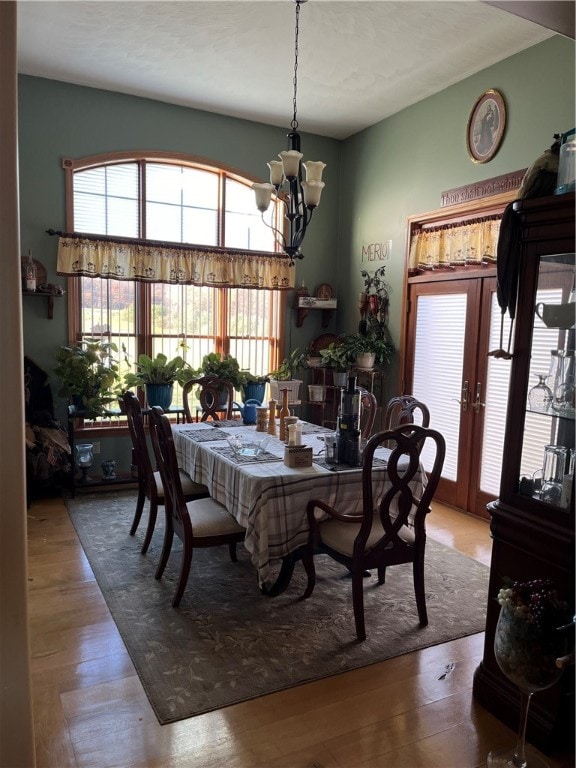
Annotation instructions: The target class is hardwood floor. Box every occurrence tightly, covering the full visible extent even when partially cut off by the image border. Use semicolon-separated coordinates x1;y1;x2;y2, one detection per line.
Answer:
27;495;572;768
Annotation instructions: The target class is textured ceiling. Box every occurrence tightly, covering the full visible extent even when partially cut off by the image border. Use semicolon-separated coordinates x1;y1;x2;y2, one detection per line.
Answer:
17;1;555;140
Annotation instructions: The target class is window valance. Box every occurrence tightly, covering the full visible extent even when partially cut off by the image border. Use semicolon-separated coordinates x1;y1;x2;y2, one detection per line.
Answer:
408;216;501;271
52;231;295;290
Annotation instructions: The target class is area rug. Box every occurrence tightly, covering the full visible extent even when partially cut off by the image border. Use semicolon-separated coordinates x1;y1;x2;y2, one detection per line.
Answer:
67;491;489;725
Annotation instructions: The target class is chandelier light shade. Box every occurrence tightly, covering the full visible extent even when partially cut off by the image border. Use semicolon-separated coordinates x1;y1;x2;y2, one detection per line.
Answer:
253;0;326;264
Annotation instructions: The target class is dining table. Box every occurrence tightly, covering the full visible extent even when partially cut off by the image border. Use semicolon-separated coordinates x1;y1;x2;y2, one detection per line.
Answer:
171;419;426;594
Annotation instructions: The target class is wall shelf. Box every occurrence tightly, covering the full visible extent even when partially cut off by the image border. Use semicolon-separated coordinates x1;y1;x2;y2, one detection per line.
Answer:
21;256;63;318
294;285;337;328
22;290;60;319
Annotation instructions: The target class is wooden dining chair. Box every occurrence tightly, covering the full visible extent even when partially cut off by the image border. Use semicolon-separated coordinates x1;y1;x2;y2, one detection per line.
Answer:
301;425;445;641
121;391;209;554
358;387;378;440
384;395;430;430
182;376;234;422
148;406;246;607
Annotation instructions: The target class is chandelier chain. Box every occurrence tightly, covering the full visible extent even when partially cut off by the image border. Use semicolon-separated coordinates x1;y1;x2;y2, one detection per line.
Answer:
291;0;301;131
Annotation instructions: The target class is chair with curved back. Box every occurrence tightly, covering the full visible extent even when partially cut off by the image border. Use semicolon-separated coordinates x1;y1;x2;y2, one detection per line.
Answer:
182;376;234;422
148;406;246;607
121;391;209;554
301;424;445;641
357;387;378;440
384;395;430;430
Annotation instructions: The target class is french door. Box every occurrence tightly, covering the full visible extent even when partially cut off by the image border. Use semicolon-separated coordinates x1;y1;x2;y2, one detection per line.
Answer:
403;275;513;518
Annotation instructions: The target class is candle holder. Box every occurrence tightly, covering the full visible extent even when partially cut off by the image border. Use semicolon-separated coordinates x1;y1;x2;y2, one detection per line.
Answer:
75;443;94;482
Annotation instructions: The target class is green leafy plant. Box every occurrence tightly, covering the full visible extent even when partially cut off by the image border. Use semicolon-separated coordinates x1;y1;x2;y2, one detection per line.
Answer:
54;338;122;418
339;332;394;366
240;371;270;385
268;348;306;380
199;352;244;390
123;353;195;388
319;341;351;370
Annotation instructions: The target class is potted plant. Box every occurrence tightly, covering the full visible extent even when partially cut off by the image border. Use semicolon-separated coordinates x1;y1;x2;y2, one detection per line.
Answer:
123;352;195;409
196;352;244;407
268;348;306;404
319;341;351;387
199;353;243;388
54;338;122;419
340;332;394;371
239;371;269;404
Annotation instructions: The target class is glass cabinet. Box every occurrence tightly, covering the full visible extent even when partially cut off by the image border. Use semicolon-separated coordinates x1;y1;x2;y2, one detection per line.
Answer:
520;250;575;511
473;192;575;753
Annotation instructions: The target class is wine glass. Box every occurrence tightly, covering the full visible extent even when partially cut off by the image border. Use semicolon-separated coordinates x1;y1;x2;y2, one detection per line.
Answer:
527;374;553;413
487;603;567;768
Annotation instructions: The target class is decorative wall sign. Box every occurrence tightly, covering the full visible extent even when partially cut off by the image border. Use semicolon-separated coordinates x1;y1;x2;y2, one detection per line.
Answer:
467;89;506;164
440;169;526;207
361;240;392;262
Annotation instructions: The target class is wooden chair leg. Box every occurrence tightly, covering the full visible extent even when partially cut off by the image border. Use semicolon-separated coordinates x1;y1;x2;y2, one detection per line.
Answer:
413;551;428;626
155;523;173;580
300;546;316;599
377;565;387;584
173;541;193;607
140;499;158;555
228;541;238;562
351;566;366;641
129;485;146;536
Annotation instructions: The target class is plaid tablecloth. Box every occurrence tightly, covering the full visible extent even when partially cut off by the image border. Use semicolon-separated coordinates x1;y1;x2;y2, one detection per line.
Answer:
172;422;425;588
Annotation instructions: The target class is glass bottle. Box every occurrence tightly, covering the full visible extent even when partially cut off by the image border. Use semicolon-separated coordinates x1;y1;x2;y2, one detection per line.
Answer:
24;250;37;292
527;373;553;413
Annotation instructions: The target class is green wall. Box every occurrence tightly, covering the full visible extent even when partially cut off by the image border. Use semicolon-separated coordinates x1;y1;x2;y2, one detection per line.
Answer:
18;76;342;381
18;35;575;468
337;35;575;393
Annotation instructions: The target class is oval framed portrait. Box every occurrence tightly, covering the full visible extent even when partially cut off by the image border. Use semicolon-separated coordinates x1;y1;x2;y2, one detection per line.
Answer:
466;89;506;164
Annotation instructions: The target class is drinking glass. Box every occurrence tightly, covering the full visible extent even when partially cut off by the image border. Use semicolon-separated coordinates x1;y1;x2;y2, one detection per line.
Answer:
487;605;566;768
551;351;575;416
540;445;568;505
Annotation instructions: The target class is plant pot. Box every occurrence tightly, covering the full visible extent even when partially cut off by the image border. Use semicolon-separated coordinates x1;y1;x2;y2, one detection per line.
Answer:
242;381;266;404
308;384;325;403
332;371;348;388
307;356;323;368
270;379;302;404
146;383;174;409
355;353;375;370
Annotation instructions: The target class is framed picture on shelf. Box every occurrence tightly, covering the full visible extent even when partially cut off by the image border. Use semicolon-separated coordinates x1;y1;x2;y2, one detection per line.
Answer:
466;89;506;164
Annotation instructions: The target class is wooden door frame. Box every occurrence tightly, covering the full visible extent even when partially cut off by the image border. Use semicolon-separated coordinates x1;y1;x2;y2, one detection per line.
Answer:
398;190;518;394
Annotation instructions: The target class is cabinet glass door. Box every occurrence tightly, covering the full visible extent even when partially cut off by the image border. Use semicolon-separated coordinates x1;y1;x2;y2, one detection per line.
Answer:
519;253;575;511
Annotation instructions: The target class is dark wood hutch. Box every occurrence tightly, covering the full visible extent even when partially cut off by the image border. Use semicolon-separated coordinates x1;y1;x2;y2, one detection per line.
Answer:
473;192;575;752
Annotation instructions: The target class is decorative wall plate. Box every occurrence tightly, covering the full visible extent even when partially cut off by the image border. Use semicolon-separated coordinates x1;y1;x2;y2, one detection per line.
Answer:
309;332;340;354
315;283;333;299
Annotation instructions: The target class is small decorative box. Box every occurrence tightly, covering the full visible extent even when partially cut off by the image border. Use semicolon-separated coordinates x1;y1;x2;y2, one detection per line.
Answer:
284;445;313;468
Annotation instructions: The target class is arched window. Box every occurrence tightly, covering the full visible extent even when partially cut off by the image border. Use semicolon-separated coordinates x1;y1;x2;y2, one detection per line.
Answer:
61;152;287;398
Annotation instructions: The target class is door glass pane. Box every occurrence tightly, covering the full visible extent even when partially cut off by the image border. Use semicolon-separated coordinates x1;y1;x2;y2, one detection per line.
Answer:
412;293;466;480
479;293;512;494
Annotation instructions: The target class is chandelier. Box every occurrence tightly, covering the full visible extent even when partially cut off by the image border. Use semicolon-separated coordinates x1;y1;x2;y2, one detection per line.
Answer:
252;0;326;264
